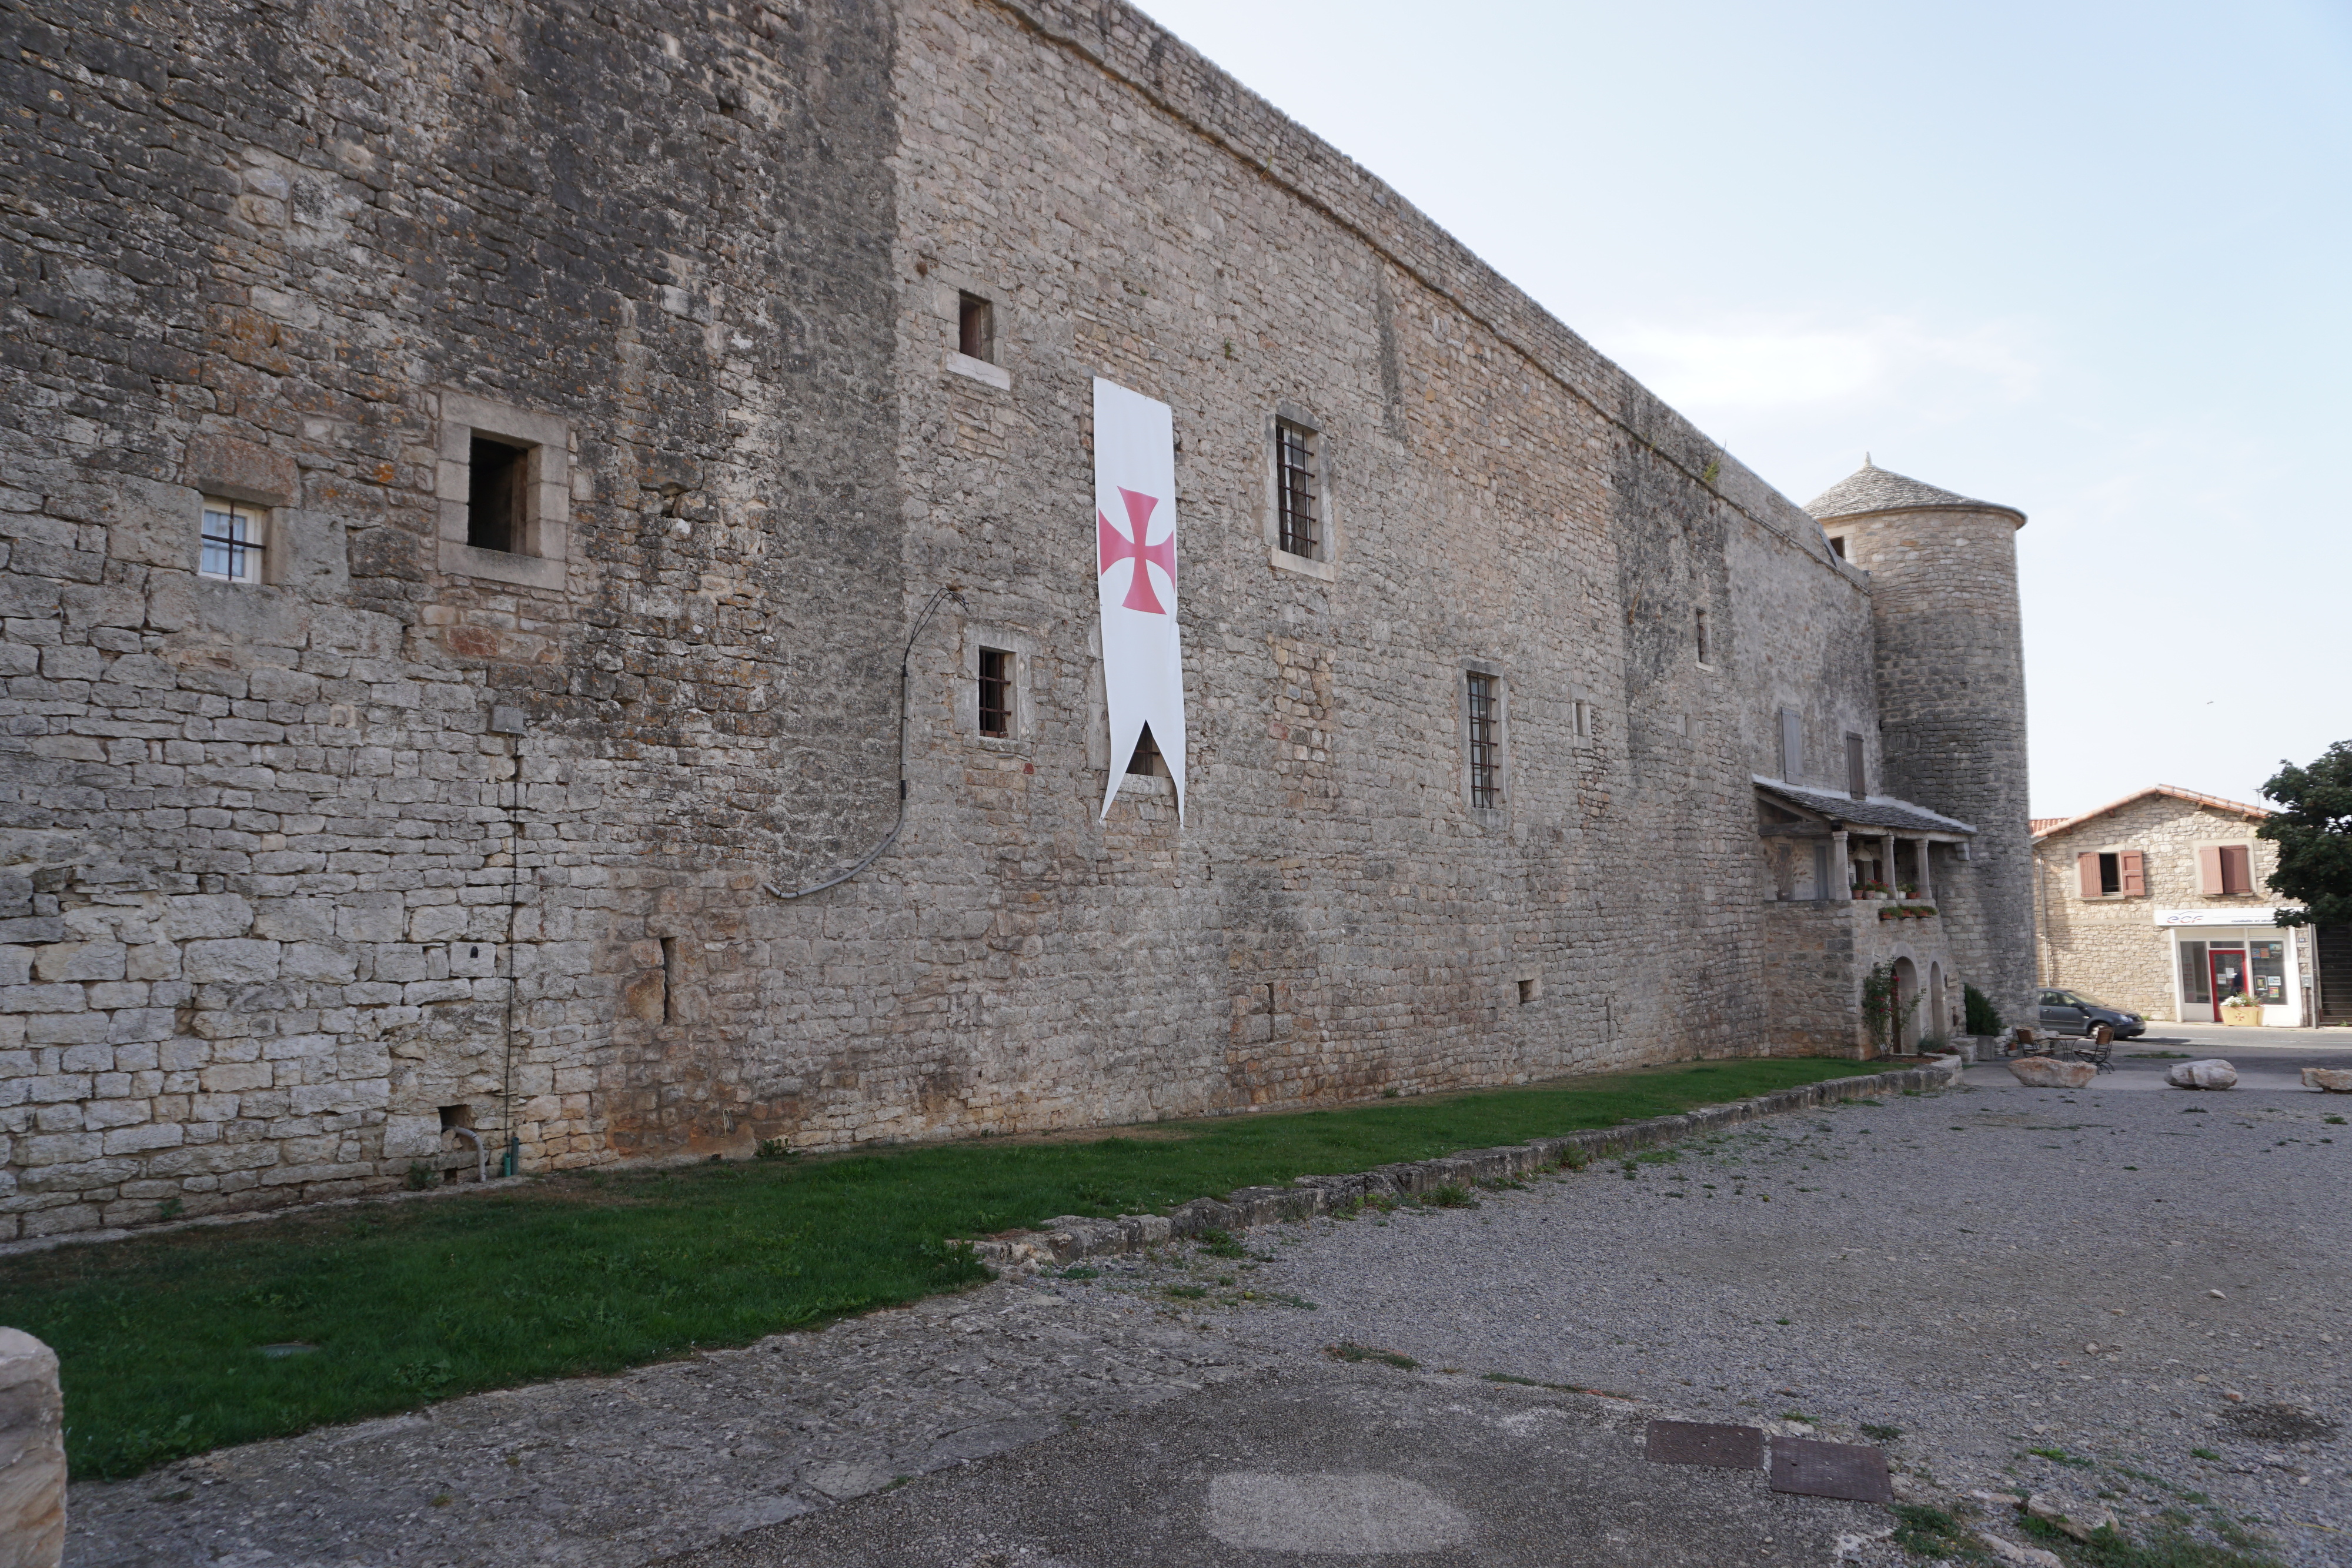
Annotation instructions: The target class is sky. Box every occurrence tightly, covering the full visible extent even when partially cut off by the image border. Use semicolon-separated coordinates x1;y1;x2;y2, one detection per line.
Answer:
1132;0;2351;817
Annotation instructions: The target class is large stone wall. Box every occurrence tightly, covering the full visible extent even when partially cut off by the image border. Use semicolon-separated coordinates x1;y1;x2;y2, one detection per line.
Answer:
0;0;2024;1238
0;0;905;1235
2034;795;2277;1022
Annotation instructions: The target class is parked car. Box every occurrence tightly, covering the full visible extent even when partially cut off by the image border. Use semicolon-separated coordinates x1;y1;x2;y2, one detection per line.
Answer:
2036;989;2146;1039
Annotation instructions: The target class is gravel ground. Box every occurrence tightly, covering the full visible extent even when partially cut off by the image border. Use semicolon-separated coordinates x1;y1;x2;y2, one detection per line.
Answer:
65;1049;2352;1565
1080;1061;2350;1564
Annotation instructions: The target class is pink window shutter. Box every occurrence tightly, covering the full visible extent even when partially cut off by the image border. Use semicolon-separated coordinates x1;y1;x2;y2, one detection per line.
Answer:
2197;845;2224;896
2078;852;2100;898
2119;851;2145;897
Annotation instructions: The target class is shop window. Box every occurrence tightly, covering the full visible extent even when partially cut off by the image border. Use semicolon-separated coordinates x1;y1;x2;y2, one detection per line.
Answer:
2250;940;2287;1005
2178;940;2210;1005
2078;850;2145;898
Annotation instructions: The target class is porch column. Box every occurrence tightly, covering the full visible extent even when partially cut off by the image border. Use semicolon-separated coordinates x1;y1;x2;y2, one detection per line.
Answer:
1830;829;1850;900
1917;838;1934;903
1881;833;1897;894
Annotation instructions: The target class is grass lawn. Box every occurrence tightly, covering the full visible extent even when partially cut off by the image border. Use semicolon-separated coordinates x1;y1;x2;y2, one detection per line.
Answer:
1;1055;1874;1479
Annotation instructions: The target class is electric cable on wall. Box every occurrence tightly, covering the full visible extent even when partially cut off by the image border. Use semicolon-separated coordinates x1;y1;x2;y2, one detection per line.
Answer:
763;583;965;901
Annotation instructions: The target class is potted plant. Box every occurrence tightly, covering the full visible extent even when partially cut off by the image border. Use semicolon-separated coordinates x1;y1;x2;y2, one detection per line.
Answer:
2219;992;2262;1027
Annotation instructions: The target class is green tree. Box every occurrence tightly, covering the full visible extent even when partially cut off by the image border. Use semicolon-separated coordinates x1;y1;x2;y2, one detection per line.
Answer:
2258;740;2352;927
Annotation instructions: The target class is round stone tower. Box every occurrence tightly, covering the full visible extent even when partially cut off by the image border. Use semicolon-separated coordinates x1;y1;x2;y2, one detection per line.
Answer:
1807;460;2034;1034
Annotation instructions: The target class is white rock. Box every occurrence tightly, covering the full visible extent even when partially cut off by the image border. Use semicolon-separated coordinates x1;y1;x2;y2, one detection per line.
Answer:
2026;1492;2118;1541
2009;1057;2097;1088
1977;1534;2063;1567
2301;1066;2352;1093
2166;1059;2237;1090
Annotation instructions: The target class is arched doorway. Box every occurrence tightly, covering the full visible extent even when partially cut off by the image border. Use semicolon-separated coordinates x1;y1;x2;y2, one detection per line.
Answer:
1892;957;1920;1053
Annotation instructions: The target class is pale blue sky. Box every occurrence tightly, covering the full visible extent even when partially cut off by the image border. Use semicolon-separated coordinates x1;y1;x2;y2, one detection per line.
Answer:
1134;0;2351;817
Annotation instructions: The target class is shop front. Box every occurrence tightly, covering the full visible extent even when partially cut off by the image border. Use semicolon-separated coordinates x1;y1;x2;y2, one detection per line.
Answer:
2159;908;2306;1025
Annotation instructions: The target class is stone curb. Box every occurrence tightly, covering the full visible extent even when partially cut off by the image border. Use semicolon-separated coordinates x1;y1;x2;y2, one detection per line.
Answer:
968;1057;1963;1272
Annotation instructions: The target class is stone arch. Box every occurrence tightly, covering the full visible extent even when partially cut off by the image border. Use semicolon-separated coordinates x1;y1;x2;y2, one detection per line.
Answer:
1892;955;1920;1053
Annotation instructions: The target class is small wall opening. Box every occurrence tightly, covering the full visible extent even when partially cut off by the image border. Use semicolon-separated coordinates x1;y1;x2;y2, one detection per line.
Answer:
660;937;679;1025
957;292;994;362
438;1104;474;1131
1517;977;1539;1006
467;435;530;552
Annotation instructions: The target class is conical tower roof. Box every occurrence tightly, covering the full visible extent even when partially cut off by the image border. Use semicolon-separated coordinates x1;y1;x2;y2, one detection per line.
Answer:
1805;459;2023;523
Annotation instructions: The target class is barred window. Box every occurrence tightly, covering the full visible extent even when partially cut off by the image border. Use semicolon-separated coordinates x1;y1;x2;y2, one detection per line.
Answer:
200;497;266;584
1466;671;1501;808
978;647;1013;737
1275;419;1318;557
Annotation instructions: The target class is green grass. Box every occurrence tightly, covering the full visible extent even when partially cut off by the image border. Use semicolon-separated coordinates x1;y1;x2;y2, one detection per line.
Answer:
0;1055;1870;1479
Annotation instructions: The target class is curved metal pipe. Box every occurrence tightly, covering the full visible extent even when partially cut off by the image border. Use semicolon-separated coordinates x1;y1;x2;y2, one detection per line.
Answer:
763;584;966;901
449;1125;487;1185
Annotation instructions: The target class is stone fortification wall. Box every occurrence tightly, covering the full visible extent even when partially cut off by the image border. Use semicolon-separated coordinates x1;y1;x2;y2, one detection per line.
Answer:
0;0;1927;1238
2034;796;2277;1022
0;0;903;1235
1830;504;2033;1028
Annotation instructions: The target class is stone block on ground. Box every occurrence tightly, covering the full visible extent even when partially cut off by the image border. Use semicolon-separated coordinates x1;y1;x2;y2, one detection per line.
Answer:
1978;1534;2063;1568
0;1327;64;1568
2024;1492;2118;1541
2009;1057;2096;1088
2167;1059;2237;1090
2301;1066;2352;1093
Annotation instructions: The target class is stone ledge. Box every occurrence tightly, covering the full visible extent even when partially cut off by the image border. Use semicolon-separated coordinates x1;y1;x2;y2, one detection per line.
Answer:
968;1058;1963;1272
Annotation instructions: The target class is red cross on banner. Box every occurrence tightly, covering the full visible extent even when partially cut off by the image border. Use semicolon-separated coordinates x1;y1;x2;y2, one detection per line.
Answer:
1097;487;1174;614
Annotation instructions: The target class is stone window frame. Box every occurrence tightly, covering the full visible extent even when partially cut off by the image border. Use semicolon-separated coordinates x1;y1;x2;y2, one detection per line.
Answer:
1456;658;1511;824
2074;843;2147;901
436;390;571;591
1262;401;1339;582
2193;838;2261;898
1569;684;1595;744
958;621;1037;748
931;272;1013;391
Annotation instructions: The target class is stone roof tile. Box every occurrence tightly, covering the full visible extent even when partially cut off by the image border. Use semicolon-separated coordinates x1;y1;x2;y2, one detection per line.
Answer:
1805;460;2022;523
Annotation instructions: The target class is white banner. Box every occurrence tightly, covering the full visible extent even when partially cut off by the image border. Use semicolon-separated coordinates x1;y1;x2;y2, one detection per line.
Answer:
1093;377;1186;820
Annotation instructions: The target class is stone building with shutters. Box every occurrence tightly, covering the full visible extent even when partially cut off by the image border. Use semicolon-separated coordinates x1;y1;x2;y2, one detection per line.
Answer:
2032;785;2334;1027
0;0;2034;1237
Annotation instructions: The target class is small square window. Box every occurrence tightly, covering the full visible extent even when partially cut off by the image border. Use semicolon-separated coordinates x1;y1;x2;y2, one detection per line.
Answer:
467;435;532;553
1275;419;1319;559
1126;724;1166;777
1517;977;1539;1005
958;293;994;363
199;497;268;583
1828;534;1847;560
978;647;1013;738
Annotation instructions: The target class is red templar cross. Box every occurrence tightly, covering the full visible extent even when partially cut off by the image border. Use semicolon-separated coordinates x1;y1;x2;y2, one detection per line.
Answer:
1098;487;1174;614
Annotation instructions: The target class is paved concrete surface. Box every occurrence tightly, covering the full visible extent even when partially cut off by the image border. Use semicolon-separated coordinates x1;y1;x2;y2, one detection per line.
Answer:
657;1366;1885;1567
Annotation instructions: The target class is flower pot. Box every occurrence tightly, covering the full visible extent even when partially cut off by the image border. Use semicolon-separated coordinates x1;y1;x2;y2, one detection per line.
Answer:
2220;1004;2261;1027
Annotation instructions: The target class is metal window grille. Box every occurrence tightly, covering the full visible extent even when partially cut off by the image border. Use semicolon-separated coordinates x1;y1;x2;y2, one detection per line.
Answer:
1466;672;1499;808
200;500;263;583
1275;420;1318;557
978;648;1012;737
